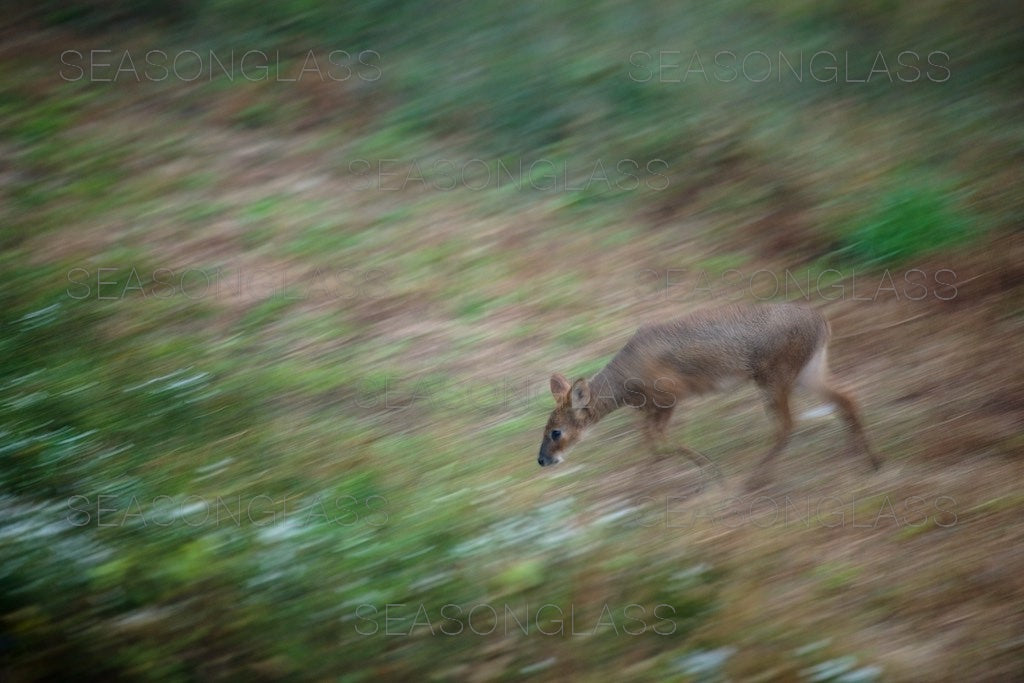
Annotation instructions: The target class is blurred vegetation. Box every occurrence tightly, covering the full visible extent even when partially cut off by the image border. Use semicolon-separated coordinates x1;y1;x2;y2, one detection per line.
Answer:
839;180;974;266
1;0;1022;680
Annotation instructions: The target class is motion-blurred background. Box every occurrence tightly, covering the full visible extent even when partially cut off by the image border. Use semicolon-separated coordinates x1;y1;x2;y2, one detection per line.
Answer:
2;2;1022;680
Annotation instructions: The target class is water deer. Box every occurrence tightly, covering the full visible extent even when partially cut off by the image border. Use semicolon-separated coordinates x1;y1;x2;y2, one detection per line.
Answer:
536;303;879;490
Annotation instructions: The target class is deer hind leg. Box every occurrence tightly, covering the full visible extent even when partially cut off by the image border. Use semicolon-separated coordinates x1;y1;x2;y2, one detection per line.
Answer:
819;385;880;470
746;381;794;491
798;346;880;471
641;406;721;486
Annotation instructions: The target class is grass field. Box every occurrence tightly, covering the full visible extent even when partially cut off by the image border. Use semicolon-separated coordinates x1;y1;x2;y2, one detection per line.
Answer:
1;3;1022;680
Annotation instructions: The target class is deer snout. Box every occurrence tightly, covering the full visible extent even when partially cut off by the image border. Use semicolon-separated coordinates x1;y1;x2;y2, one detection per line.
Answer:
538;447;559;466
537;449;562;467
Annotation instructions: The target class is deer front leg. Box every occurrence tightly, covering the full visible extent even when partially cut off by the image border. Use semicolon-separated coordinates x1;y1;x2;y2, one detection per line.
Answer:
641;407;722;487
641;406;674;464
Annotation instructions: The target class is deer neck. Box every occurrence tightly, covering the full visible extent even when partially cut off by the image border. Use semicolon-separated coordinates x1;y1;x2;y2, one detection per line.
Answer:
584;363;629;424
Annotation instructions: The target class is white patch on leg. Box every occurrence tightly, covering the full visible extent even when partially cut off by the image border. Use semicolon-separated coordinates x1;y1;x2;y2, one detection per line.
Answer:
797;345;829;389
800;404;835;419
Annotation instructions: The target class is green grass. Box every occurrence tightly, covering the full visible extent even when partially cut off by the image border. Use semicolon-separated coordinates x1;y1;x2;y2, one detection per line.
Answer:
838;181;976;266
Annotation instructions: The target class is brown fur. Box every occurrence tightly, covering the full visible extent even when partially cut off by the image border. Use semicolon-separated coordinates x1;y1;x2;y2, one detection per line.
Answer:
536;303;879;489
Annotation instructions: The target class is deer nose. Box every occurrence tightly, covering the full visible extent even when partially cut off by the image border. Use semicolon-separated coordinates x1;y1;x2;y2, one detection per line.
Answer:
538;457;546;466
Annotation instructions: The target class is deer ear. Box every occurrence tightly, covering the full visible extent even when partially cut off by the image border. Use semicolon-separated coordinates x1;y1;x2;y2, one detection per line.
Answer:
550;373;571;402
570;378;591;411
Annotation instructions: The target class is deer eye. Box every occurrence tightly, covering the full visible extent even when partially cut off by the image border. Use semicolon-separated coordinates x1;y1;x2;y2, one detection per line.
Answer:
550;429;562;441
